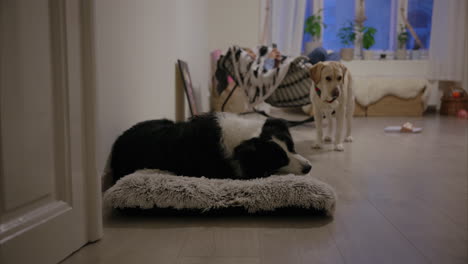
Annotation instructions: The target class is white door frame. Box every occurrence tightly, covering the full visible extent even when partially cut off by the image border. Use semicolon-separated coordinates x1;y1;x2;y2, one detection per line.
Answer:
0;0;102;262
80;0;103;243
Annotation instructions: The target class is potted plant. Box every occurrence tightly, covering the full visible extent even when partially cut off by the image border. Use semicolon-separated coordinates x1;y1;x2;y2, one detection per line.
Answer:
361;26;377;60
396;25;408;60
304;9;326;54
337;21;356;61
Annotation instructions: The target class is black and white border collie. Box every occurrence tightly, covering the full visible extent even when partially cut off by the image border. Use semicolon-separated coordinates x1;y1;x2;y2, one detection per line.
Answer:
110;112;312;183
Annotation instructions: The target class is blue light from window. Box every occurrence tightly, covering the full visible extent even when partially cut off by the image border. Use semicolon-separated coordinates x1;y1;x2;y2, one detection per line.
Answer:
323;0;355;52
365;0;391;50
406;0;433;50
302;0;313;53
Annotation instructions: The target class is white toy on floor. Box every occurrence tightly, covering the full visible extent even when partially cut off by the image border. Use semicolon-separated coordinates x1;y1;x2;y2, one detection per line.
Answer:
384;122;422;133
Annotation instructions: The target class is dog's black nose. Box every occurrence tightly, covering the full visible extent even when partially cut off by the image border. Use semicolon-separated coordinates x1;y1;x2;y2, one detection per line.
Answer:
332;88;340;97
302;164;312;174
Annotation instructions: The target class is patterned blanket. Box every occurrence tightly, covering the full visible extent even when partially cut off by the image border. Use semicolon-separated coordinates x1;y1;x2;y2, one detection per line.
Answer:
216;45;313;108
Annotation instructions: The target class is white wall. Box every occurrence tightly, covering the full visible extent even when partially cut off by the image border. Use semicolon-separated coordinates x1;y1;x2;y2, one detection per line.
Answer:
95;0;211;174
207;0;261;51
94;0;260;175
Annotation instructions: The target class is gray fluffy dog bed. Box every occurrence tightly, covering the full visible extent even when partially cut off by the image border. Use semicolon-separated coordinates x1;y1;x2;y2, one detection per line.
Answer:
104;170;337;216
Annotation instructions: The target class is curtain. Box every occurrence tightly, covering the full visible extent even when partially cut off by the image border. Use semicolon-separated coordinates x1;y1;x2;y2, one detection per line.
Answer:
464;1;468;92
428;0;467;89
270;0;307;56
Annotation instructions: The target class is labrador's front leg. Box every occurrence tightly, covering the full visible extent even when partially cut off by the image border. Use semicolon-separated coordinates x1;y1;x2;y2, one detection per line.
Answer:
312;106;324;149
324;110;333;143
345;96;355;143
334;107;345;151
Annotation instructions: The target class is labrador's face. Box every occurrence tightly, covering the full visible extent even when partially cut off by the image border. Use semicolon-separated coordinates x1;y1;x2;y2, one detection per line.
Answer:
310;62;347;103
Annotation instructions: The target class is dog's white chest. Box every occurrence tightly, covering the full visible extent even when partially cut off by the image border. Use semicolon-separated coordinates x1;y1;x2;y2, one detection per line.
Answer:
312;95;340;113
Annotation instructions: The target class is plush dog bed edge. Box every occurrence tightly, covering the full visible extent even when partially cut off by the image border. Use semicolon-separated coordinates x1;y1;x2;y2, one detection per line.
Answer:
103;170;337;216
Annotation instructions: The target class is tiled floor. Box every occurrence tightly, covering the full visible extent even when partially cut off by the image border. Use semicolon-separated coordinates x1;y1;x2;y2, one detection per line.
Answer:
62;114;468;264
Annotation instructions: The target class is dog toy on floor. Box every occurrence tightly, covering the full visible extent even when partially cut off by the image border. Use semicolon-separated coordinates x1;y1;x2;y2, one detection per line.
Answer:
384;122;422;133
457;109;468;119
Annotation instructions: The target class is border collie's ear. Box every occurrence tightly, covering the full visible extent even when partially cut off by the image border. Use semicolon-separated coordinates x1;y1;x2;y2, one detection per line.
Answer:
310;62;324;84
264;118;289;131
260;118;295;153
233;138;288;179
260;118;290;138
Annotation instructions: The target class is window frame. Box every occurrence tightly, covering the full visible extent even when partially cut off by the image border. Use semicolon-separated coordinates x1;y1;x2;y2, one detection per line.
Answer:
309;0;430;56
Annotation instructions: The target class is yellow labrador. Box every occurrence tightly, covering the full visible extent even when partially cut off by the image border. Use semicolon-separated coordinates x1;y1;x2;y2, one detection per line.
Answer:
309;61;354;151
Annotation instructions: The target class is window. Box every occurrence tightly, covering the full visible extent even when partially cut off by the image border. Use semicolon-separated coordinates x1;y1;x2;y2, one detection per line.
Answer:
406;0;433;49
301;0;314;52
365;0;391;50
323;0;355;51
302;0;433;53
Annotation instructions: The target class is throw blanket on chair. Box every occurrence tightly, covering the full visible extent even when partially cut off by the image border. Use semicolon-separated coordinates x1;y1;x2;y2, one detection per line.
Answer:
216;45;313;108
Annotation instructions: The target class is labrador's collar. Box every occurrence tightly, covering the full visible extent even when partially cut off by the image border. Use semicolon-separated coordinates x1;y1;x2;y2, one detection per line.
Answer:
315;86;338;103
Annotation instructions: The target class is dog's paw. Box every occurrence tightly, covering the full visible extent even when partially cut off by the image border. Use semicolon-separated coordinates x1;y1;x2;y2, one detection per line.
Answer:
334;144;344;151
345;136;353;142
323;136;332;143
312;142;323;149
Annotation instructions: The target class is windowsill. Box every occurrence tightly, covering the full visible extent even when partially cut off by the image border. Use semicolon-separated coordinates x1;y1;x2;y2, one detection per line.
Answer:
341;59;429;78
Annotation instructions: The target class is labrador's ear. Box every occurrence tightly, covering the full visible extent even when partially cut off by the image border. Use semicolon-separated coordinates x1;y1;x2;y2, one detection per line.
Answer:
309;62;324;84
339;64;348;83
